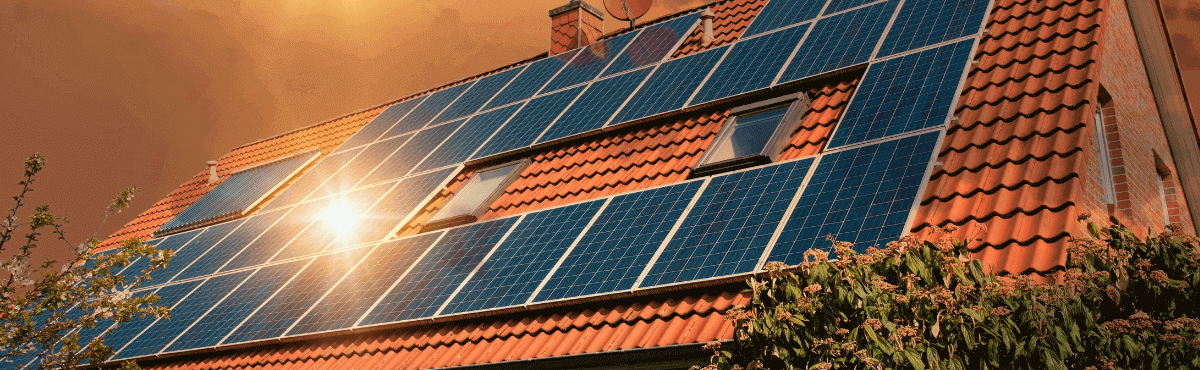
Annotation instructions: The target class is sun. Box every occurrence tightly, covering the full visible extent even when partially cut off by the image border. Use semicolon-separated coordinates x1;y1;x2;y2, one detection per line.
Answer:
321;202;357;237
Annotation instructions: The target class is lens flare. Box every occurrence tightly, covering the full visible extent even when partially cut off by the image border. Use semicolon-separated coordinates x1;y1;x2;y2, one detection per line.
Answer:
321;202;357;237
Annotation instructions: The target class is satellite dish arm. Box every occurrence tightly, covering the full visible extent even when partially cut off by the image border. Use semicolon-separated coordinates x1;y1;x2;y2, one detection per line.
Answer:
622;0;634;28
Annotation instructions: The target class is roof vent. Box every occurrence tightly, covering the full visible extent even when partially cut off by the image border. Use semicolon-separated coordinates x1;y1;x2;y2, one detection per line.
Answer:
549;0;605;56
206;160;220;185
700;9;716;47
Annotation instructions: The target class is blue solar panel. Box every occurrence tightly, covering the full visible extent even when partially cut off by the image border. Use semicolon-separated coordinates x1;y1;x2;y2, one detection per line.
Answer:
224;247;372;345
117;238;165;285
875;0;988;57
219;199;334;272
287;232;443;336
152;221;240;284
741;0;826;37
825;0;883;13
306;134;411;201
384;82;475;138
778;0;898;83
827;39;972;148
165;259;306;353
640;159;814;287
359;218;518;326
442;200;604;315
173;210;285;281
358;119;463;186
603;15;698;77
101;280;202;359
690;24;810;106
537;68;652;144
412;105;521;173
337;96;428;151
770;132;937;264
613;46;727;125
270;181;396;262
431;66;524;125
534;181;702;302
335;167;457;248
69;290;159;362
155;151;316;235
111;271;254;360
265;148;364;209
142;229;204;284
485;49;581;110
541;32;640;93
471;86;585;160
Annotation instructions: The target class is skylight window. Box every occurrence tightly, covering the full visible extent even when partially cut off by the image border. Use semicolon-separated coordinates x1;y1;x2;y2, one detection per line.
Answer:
424;160;528;231
691;93;811;178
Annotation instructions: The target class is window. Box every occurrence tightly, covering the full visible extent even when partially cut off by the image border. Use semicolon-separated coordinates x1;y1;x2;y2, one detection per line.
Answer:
424;160;528;230
1093;107;1117;205
1153;151;1174;226
691;93;811;178
1157;173;1170;225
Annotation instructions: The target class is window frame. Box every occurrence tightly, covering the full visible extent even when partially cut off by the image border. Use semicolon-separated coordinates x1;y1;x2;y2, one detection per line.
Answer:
690;92;812;178
423;159;530;231
1093;107;1117;205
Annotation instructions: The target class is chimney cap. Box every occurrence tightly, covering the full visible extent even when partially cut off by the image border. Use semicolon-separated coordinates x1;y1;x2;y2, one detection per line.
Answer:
550;0;605;20
206;160;219;166
700;8;716;19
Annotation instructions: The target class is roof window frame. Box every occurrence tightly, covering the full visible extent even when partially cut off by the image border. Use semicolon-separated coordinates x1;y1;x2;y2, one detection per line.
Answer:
423;159;530;231
689;92;812;178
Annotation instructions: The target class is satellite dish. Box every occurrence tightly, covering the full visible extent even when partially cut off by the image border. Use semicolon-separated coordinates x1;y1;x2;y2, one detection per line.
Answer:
605;0;652;28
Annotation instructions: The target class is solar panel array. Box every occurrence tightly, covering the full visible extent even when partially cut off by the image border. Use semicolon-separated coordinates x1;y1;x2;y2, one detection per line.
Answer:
57;0;993;365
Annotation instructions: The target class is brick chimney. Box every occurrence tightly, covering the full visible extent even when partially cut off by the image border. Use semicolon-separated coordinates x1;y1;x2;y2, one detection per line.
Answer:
549;0;605;56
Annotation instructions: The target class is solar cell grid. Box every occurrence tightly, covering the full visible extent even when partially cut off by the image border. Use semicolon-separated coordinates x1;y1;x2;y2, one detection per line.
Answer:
141;229;204;284
384;81;475;138
485;49;581;110
769;132;937;264
875;0;989;57
777;0;898;83
70;290;160;362
824;0;883;13
358;119;463;186
174;210;284;281
306;134;410;202
412;104;521;173
270;181;395;262
442;200;605;315
741;0;826;37
335;167;458;249
690;24;810;106
336;96;427;151
288;232;444;336
535;181;702;302
827;39;973;148
431;66;524;125
639;159;814;288
112;271;254;360
265;147;364;209
613;45;728;125
218;199;334;272
117;238;165;285
165;259;307;353
359;217;518;326
471;86;585;160
224;247;372;345
603;14;697;77
102;280;202;359
152;221;241;284
541;31;639;93
537;67;652;144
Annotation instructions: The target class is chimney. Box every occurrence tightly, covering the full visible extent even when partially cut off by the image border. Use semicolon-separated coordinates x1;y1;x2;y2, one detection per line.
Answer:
549;0;605;56
700;9;716;47
206;160;220;185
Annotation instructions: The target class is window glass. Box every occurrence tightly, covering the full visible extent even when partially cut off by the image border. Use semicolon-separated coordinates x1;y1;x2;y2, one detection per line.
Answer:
1093;108;1117;205
704;105;790;164
429;162;523;222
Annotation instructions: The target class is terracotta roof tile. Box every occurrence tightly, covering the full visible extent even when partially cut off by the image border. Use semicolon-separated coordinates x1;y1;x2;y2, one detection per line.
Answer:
674;0;768;57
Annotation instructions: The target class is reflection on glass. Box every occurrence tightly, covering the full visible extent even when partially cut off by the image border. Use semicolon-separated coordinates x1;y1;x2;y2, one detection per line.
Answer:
429;162;523;223
703;105;789;164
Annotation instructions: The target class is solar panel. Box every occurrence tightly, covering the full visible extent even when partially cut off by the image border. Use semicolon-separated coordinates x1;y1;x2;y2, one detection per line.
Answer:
875;0;988;57
639;158;814;288
116;238;165;285
265;147;365;210
471;85;586;160
218;199;334;272
173;209;286;281
441;200;605;315
111;271;254;360
826;39;972;148
155;151;318;236
430;66;524;125
141;229;204;284
383;81;476;139
741;0;826;37
357;119;463;186
164;259;307;353
68;290;159;363
690;24;810;106
612;45;727;125
777;0;898;83
541;32;640;93
306;134;411;202
150;221;240;284
358;217;518;326
769;132;937;264
100;280;203;360
411;104;522;173
825;0;884;13
335;167;458;248
269;181;396;262
484;49;581;110
287;232;444;336
223;247;372;345
536;67;653;144
336;96;428;152
602;14;697;77
534;181;702;302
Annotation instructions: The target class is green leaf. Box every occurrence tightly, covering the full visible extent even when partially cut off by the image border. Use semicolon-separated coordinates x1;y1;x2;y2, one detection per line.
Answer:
904;349;926;370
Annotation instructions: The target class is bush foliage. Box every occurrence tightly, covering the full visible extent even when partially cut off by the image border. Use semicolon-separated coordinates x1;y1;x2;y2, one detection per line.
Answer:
700;221;1200;370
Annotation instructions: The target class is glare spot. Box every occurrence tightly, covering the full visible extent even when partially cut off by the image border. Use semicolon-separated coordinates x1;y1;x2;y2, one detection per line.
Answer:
321;203;357;237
